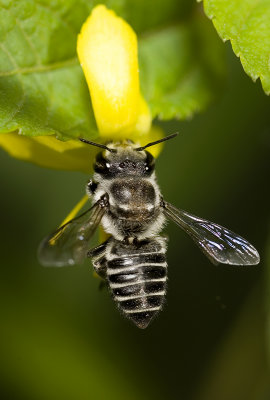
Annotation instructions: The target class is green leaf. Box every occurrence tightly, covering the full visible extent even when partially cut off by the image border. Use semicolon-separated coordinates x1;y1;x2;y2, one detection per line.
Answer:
199;0;270;95
0;0;97;139
139;14;225;120
0;0;225;141
106;0;193;33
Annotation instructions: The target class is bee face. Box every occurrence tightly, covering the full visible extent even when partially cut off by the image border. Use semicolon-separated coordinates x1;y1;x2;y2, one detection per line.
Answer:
94;146;155;178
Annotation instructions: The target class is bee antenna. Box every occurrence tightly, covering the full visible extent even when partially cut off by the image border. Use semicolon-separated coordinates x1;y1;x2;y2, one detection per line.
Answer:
79;138;117;153
135;132;179;151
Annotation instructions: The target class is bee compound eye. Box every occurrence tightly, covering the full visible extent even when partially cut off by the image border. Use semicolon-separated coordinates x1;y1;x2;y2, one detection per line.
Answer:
94;153;111;173
144;151;155;174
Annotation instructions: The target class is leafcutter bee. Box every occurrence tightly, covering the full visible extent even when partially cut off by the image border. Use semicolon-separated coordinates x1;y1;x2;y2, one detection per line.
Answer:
38;134;260;328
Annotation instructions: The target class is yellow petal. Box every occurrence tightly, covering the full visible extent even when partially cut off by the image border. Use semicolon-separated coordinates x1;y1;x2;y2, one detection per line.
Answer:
134;95;152;137
135;125;164;158
77;5;151;138
0;132;94;173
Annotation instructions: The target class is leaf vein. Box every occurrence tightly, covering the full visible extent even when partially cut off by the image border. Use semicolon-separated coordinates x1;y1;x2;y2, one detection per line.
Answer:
0;43;26;128
0;42;19;70
14;16;43;66
34;0;78;36
0;58;79;77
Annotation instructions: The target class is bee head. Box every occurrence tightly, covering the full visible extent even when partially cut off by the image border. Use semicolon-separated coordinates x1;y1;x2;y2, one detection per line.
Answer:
79;133;178;178
93;142;155;178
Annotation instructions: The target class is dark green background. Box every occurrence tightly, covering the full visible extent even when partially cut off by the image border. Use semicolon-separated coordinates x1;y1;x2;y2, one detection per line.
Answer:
0;46;269;399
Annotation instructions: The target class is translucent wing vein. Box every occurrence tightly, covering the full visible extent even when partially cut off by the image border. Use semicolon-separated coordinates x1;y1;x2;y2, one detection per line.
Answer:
38;202;106;267
163;201;260;265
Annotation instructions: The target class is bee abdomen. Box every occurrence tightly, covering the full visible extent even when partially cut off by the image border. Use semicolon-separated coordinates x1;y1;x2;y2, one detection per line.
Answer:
107;246;167;329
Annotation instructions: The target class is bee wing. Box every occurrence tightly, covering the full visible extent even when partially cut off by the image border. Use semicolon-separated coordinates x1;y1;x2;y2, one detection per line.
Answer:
38;200;106;267
162;201;260;265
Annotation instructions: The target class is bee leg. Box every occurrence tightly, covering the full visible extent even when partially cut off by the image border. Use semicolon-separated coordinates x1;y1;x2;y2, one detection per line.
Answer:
88;240;109;280
93;263;107;280
88;241;108;258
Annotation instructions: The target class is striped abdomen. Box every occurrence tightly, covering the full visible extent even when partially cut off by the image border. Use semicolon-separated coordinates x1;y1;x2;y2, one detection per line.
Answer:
106;238;167;329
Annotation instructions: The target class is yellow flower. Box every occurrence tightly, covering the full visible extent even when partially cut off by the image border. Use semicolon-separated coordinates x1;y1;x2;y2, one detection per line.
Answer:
77;4;164;158
0;4;164;171
77;5;151;138
0;133;93;173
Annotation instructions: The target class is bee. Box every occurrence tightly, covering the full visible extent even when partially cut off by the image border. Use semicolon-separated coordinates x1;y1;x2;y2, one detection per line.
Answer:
38;133;260;329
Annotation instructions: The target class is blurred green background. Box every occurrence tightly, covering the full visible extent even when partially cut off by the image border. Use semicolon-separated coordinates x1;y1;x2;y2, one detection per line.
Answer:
1;45;270;400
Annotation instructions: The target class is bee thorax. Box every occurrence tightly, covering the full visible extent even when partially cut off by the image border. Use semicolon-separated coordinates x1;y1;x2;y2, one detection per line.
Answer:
93;173;164;240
